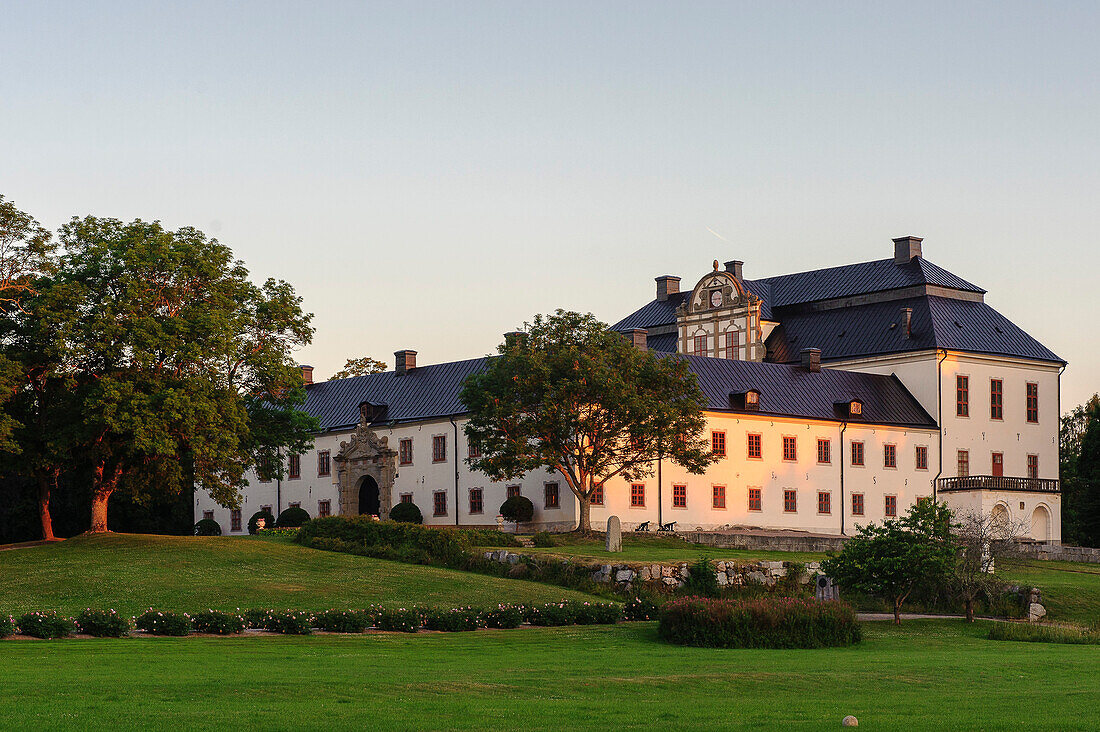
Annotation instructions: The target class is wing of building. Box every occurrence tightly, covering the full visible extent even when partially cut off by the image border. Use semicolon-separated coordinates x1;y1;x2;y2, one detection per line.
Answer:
197;236;1063;542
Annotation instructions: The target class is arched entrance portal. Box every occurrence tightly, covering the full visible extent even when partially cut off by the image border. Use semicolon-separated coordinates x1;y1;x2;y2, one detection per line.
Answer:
358;476;380;517
1031;505;1052;542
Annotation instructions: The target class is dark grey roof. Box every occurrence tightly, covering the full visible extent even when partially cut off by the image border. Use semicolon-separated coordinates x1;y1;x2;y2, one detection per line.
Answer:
767;296;1063;365
682;355;936;428
646;332;677;353
303;352;936;435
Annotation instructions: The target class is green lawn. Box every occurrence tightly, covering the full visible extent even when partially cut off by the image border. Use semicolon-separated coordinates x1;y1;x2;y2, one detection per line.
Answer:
1000;558;1100;625
2;620;1098;730
0;533;596;616
511;535;828;564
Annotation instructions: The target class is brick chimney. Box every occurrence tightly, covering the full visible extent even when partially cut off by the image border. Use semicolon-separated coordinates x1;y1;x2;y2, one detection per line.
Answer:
800;347;821;373
655;275;681;302
395;350;417;376
900;307;913;339
300;365;314;385
503;331;526;349
629;329;648;351
724;260;743;279
893;236;923;265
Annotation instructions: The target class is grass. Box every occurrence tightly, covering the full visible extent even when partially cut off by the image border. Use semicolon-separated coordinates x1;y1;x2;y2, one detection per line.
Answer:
999;557;1100;625
512;534;828;564
989;620;1100;645
0;533;597;616
1;620;1099;730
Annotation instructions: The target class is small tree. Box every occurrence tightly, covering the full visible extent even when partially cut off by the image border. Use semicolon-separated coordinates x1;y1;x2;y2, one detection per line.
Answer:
951;508;1025;622
462;311;717;533
823;499;957;624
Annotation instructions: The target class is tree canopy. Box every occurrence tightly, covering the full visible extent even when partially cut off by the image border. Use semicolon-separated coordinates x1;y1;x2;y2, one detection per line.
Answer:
329;356;388;380
1061;395;1100;546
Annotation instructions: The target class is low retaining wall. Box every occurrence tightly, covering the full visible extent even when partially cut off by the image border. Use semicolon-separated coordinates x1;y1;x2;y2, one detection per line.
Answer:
684;530;848;554
1015;544;1100;564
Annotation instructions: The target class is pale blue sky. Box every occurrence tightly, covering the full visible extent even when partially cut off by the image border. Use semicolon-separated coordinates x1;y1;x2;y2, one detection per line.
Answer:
2;1;1097;407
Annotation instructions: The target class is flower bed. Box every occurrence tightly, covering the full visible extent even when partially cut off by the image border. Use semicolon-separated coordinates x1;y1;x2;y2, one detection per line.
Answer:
657;597;861;649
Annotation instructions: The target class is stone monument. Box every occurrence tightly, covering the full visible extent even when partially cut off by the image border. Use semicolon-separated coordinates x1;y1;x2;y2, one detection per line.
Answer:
606;515;622;553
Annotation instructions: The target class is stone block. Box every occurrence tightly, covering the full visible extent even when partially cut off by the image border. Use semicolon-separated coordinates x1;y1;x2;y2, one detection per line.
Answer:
638;566;651;581
716;572;728;586
1028;603;1047;622
615;569;635;583
606;515;622;553
747;570;768;585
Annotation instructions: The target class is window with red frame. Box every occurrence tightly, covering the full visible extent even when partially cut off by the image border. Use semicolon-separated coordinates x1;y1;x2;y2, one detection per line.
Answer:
783;436;797;461
399;438;413;465
202;510;214;521
672;484;687;508
817;491;831;514
783;489;797;513
851;441;865;466
692;334;707;356
318;500;331;518
399;493;413;504
956;375;969;417
230;509;242;532
817;438;831;464
1027;454;1039;479
747;433;762;459
506;485;521;499
957;449;969;477
317;450;330;477
851;493;864;516
884;495;897;517
468;441;481;459
990;379;1003;420
432;491;447;516
1026;383;1039;423
712;485;726;509
915;445;928;470
747;487;761;512
591;485;604;505
432;435;446;463
884;443;897;468
630;483;645;507
469;488;483;514
288;454;300;479
544;482;559;509
711;431;726;456
723;331;739;360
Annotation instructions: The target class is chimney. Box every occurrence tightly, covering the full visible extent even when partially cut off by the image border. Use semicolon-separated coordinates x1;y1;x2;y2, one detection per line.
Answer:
800;347;821;373
893;236;923;265
394;350;417;376
300;365;314;386
503;331;526;349
724;260;744;279
900;307;913;339
655;275;681;302
629;328;648;351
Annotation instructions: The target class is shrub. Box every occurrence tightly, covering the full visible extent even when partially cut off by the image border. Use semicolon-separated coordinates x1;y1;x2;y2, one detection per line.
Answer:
424;607;482;632
988;622;1100;645
658;597;861;649
263;610;313;635
135;610;192;636
481;604;525;629
682;557;720;598
243;608;270;629
376;608;422;633
17;611;75;639
75;609;131;637
314;609;373;633
296;517;514;566
526;602;577;627
623;597;661;622
388;502;423;524
568;601;620;625
0;614;14;638
276;506;311;528
500;495;534;524
193;518;222;536
532;531;557;548
248;509;277;535
190;610;247;635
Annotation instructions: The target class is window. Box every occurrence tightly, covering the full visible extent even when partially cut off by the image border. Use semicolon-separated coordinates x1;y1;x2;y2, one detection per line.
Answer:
1028;454;1039;479
783;489;797;513
230;509;242;532
1026;383;1039;423
202;510;214;521
884;495;897;517
782;436;797;462
432;435;446;463
747;433;762;459
884;444;897;469
591;485;604;505
747;488;762;512
915;445;929;470
506;485;521;499
711;431;726;456
990;379;1003;420
956;375;969;417
817;438;831;464
317;450;330;477
712;485;726;509
957;450;969;477
692;334;707;356
723;331;739;360
469;488;484;514
432;491;447;517
399;493;413;504
399;438;413;465
544;482;560;509
851;441;865;466
468;441;481;459
288;454;300;480
745;390;760;410
672;484;687;508
289;502;301;509
630;483;645;507
318;500;331;518
851;493;864;516
817;491;831;514
257;459;272;483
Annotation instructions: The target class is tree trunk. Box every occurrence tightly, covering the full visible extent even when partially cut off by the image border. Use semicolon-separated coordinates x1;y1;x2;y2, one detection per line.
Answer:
965;597;975;623
89;490;112;533
893;597;903;625
577;492;591;533
36;473;55;541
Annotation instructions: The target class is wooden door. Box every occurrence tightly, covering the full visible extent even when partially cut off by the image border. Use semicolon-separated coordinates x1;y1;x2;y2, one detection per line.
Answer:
991;452;1004;477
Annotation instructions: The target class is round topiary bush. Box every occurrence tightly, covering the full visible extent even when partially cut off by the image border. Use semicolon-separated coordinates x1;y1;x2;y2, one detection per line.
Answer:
276;506;311;528
193;518;222;536
499;495;534;525
75;608;131;637
248;509;276;534
388;501;423;524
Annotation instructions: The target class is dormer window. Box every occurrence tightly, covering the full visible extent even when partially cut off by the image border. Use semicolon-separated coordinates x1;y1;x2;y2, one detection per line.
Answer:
849;400;862;416
746;390;760;409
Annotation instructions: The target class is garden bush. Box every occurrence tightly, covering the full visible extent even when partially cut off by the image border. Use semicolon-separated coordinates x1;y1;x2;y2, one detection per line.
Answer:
275;506;311;528
388;501;423;524
623;596;661;621
243;608;270;629
525;602;577;627
314;609;373;633
75;609;131;637
0;614;14;638
683;557;720;598
568;600;621;625
423;606;482;632
988;622;1100;645
262;610;313;635
18;611;75;639
481;604;525;629
532;531;557;548
499;495;534;525
248;509;276;535
376;607;422;633
658;597;861;649
190;610;247;635
135;610;192;636
193;518;222;536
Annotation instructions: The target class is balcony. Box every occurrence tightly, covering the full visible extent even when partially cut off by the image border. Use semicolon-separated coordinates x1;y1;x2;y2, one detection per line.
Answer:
937;475;1060;494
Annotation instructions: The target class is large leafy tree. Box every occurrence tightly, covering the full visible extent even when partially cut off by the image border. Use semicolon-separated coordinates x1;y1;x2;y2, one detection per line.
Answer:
822;500;957;624
14;216;316;533
1061;395;1100;546
461;310;717;532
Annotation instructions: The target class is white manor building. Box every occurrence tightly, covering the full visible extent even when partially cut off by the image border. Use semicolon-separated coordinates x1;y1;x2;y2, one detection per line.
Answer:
196;237;1064;541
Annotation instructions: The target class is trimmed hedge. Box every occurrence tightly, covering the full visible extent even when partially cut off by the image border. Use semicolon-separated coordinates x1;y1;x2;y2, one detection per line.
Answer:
243;608;270;629
481;604;525;629
193;518;222;536
136;610;193;636
388;502;423;524
424;607;482;632
314;609;374;633
190;610;247;635
658;597;861;649
76;608;131;637
500;495;534;524
248;509;276;535
376;607;422;633
262;610;313;635
276;506;311;528
0;614;14;638
18;611;75;639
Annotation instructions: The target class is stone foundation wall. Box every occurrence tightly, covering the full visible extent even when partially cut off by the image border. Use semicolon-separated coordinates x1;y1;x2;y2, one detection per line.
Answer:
685;531;848;553
1015;544;1100;564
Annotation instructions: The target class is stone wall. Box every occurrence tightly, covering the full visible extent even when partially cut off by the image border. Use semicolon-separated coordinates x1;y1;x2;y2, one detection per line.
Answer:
1015;544;1100;564
684;530;848;554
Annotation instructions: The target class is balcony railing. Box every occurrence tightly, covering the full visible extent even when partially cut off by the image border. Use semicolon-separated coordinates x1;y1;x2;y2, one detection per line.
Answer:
937;475;1060;494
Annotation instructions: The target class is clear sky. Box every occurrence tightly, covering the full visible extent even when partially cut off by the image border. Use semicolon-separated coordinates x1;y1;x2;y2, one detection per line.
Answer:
2;1;1097;408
